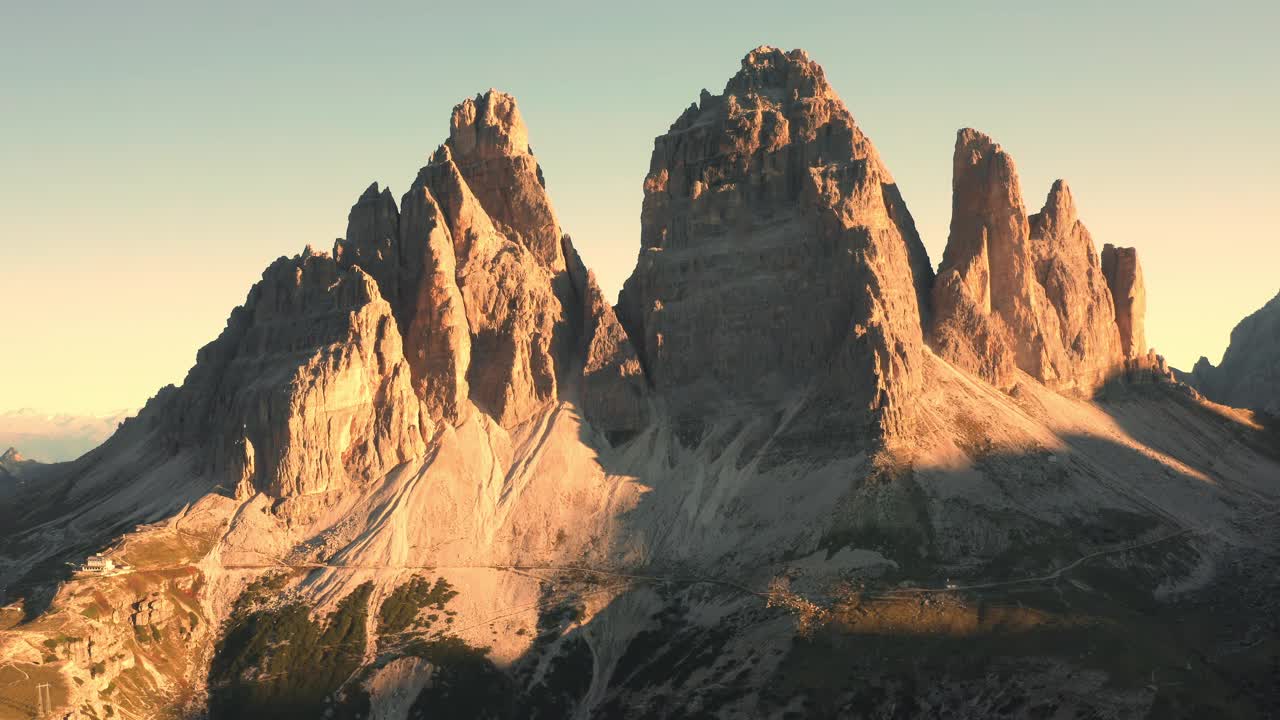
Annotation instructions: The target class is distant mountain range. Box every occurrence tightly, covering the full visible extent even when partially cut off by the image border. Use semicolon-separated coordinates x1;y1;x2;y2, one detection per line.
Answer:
0;408;134;462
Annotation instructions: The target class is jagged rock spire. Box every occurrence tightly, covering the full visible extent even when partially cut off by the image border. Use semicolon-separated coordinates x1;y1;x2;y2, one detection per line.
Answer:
446;90;565;269
1029;179;1124;389
335;91;647;435
145;88;651;500
932;129;1125;393
1101;243;1147;359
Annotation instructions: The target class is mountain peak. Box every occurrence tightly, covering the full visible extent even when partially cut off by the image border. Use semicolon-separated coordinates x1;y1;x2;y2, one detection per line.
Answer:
618;46;932;449
726;46;830;99
448;89;529;161
1042;179;1076;220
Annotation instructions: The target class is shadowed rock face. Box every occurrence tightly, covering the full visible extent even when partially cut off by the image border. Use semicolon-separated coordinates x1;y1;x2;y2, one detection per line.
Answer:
617;46;933;441
932;131;1127;393
1187;291;1280;414
562;236;649;437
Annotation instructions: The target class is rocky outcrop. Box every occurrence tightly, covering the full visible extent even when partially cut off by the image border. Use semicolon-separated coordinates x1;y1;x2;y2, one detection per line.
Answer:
617;46;933;444
1100;243;1147;360
130;592;176;627
162;248;428;498
1184;291;1280;414
932;129;1055;388
931;130;1126;393
930;234;1017;387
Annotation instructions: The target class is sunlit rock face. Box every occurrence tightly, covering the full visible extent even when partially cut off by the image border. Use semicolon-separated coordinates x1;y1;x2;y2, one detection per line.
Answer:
1100;243;1147;361
333;91;648;436
931;130;1126;393
618;46;934;444
337;179;473;427
163;248;428;498
146;88;652;502
1028;180;1124;389
447;90;565;270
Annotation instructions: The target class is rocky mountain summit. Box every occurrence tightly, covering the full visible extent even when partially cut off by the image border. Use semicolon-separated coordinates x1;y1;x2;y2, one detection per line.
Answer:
143;88;648;504
1;47;1277;720
618;47;933;452
1184;290;1280;415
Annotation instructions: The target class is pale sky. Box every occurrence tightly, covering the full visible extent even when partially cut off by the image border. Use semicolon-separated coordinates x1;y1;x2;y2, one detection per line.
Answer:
2;0;1277;415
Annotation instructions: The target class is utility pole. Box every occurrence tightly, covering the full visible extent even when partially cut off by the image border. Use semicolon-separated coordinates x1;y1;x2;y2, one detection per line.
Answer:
35;682;52;718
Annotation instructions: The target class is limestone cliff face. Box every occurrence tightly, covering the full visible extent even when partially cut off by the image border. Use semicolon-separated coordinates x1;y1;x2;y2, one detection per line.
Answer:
930;233;1018;388
335;90;645;436
416;142;566;427
1100;243;1147;360
1029;180;1124;388
1186;291;1280;414
447;90;565;269
163;83;654;500
932;130;1126;393
396;178;473;424
164;248;428;498
12;46;1280;720
617;46;933;443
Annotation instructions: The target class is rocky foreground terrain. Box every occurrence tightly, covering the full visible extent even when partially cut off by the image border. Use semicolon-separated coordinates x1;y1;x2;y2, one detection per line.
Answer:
1;47;1278;720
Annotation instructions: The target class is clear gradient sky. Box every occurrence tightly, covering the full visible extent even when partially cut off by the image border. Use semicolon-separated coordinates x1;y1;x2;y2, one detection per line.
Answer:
2;0;1277;415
